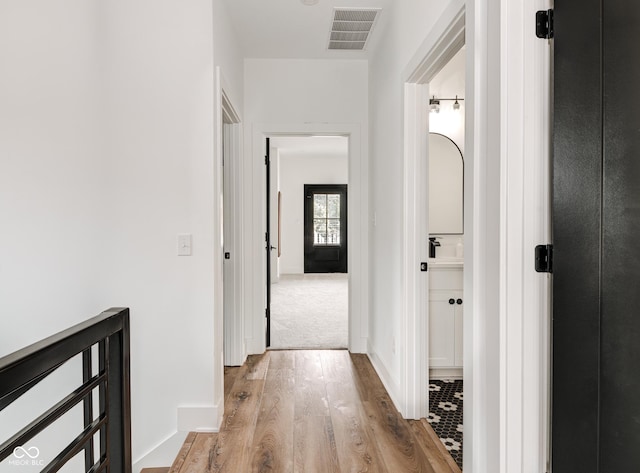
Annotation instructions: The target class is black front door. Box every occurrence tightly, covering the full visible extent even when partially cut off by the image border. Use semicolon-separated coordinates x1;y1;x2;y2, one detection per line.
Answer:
552;1;640;470
304;185;347;273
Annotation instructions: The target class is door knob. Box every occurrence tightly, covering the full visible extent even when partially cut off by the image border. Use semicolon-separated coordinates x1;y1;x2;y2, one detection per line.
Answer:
449;298;455;305
456;299;463;305
270;245;277;251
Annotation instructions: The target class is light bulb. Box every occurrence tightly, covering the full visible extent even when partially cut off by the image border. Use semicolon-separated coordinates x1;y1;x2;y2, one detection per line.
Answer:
429;98;440;113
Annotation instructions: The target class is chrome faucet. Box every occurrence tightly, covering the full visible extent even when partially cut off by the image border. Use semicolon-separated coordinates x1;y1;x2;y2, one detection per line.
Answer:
429;237;441;258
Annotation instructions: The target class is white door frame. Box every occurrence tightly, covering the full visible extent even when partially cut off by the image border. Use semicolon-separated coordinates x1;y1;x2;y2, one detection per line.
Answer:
220;79;245;368
244;123;368;355
212;67;225;424
500;0;552;471
401;0;465;422
402;0;552;471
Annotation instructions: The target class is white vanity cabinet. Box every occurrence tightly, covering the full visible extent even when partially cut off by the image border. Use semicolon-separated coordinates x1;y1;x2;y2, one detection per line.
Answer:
428;261;463;377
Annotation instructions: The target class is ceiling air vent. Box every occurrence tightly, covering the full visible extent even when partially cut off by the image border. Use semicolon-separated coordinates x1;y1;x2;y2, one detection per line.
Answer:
328;8;381;51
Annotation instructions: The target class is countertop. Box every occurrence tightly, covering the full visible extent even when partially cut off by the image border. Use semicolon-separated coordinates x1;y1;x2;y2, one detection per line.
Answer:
427;258;464;269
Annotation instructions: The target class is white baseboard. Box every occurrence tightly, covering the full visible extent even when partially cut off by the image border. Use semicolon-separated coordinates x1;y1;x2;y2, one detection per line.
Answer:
366;346;404;416
429;368;463;380
133;431;188;473
177;405;221;432
133;405;221;472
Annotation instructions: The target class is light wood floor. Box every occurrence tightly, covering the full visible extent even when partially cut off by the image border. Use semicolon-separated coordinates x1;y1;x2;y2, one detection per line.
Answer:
168;350;461;473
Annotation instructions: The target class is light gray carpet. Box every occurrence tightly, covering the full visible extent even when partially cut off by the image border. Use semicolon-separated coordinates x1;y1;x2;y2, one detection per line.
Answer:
270;274;348;349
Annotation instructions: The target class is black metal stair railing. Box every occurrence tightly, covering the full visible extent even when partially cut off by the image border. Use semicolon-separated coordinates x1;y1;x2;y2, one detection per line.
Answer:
0;308;131;472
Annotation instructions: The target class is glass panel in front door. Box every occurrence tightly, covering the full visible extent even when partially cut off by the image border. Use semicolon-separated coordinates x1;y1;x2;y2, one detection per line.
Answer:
313;193;341;246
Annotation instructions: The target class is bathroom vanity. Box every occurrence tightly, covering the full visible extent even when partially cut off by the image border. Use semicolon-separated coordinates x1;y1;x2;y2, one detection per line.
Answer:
428;259;463;379
427;132;464;379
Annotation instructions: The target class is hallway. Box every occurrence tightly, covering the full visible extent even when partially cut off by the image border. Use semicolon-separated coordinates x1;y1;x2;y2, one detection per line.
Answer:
0;1;553;469
170;351;459;472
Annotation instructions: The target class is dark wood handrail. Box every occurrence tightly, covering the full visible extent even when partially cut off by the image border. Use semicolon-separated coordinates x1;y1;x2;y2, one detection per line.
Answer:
0;308;131;472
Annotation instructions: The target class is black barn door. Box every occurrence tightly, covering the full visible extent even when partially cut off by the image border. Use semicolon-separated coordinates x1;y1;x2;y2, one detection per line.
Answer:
304;185;347;273
552;1;640;470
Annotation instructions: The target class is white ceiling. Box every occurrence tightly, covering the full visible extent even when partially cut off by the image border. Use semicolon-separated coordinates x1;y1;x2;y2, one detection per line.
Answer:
221;0;392;59
271;136;348;155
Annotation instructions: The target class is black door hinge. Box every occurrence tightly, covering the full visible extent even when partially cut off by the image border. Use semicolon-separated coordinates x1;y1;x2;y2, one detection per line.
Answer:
536;9;554;39
265;155;269;165
535;244;553;273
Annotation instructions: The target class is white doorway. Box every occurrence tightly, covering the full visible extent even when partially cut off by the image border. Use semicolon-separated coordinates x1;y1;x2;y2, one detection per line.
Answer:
400;1;465;422
245;124;368;356
400;1;551;471
424;46;466;471
267;136;349;349
426;48;466;377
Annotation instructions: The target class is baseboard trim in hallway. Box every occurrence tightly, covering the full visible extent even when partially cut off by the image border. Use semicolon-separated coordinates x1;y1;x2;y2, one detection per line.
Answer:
169;350;461;472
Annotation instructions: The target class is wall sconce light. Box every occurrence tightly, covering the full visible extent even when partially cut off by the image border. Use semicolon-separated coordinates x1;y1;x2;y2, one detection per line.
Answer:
429;97;440;113
430;95;464;112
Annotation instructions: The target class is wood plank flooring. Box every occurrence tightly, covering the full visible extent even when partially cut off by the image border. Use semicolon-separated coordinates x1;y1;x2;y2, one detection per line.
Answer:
170;350;460;473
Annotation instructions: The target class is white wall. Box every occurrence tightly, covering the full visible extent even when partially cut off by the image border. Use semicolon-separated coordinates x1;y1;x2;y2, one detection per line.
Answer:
244;59;368;124
0;0;107;355
0;3;108;467
0;0;245;468
429;47;466;154
243;58;368;354
367;0;450;413
101;0;245;466
100;0;220;465
213;0;244;111
270;147;281;283
278;153;348;274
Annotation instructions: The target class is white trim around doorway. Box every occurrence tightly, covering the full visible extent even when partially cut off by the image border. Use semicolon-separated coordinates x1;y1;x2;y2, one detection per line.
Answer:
244;123;368;355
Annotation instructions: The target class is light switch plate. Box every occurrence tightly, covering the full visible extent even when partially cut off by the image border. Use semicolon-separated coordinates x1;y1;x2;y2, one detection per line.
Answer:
177;234;192;256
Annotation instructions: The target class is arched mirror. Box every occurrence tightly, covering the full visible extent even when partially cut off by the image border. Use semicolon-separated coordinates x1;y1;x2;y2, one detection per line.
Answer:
429;132;463;234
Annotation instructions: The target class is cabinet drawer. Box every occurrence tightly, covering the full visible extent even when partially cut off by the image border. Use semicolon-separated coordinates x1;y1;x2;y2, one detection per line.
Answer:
429;267;463;290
